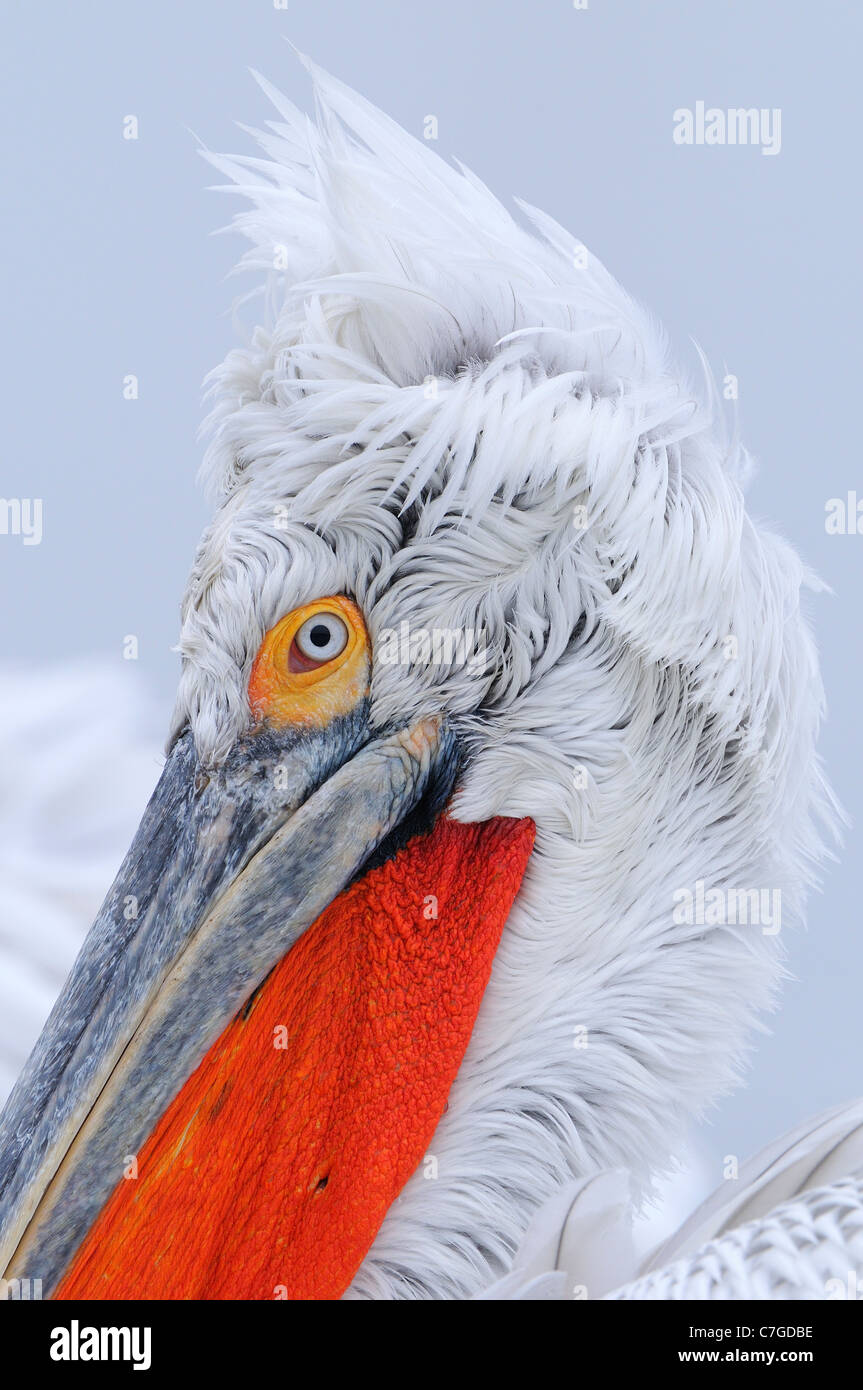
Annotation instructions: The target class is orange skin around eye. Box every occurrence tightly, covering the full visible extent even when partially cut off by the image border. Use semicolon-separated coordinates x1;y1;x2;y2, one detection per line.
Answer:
248;595;370;730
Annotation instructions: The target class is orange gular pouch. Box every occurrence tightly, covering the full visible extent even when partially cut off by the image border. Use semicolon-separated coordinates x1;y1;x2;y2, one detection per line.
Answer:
56;813;535;1301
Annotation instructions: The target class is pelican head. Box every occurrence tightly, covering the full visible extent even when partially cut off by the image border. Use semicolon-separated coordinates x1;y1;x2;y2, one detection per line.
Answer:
0;60;831;1300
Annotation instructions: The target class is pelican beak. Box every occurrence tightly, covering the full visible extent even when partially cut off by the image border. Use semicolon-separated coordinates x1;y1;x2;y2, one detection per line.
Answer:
0;712;456;1295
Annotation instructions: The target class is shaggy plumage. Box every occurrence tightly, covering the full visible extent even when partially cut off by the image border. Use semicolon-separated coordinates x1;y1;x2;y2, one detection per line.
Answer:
168;58;834;1298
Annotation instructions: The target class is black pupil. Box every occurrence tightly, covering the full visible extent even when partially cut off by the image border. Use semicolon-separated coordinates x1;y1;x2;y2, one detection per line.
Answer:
309;623;332;649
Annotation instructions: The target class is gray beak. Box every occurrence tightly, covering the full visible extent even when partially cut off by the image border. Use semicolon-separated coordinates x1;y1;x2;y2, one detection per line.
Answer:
0;711;454;1294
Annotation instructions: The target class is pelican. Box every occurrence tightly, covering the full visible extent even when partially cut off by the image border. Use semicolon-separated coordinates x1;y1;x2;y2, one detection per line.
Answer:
0;58;859;1302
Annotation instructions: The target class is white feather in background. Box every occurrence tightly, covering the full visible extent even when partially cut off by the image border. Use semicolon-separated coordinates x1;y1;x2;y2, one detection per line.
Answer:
0;664;161;1103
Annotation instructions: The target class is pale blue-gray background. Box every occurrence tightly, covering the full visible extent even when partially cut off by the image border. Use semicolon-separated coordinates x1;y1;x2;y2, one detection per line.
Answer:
1;0;860;1177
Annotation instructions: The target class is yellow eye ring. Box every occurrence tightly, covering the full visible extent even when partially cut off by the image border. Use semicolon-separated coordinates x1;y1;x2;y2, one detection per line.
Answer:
248;595;370;729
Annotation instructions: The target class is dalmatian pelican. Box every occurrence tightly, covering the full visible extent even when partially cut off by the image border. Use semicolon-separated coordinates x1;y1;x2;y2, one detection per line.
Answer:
0;58;859;1302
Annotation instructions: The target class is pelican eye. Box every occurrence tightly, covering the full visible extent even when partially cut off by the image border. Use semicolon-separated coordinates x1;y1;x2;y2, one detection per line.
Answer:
248;595;370;730
293;613;349;666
